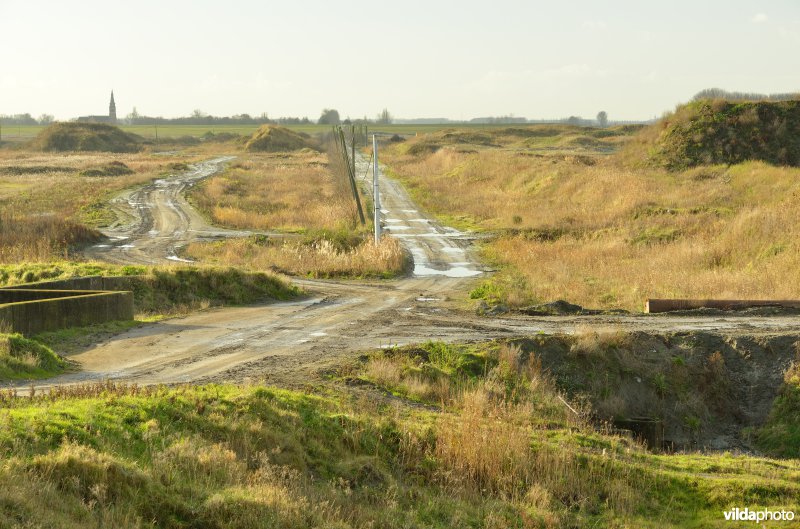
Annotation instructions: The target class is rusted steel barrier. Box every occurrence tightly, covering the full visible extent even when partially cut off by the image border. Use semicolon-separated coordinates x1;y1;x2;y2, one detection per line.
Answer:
645;299;800;313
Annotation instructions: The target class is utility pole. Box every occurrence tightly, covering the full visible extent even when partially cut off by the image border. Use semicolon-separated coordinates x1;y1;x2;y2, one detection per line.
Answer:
372;134;381;244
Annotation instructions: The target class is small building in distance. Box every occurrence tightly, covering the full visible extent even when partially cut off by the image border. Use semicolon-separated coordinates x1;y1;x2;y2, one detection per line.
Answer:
76;91;117;124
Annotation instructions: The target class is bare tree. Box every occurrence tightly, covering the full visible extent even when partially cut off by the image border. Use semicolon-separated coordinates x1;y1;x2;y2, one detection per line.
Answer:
376;108;393;125
597;111;608;128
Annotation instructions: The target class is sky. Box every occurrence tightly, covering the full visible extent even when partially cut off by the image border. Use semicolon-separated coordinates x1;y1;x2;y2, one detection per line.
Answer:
1;0;799;121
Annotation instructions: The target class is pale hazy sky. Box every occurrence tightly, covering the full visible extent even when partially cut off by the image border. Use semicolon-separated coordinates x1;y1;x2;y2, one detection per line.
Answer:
1;0;798;121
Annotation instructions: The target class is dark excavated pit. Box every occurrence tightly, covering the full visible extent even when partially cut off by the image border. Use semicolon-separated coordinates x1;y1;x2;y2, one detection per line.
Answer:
613;417;665;451
506;331;798;453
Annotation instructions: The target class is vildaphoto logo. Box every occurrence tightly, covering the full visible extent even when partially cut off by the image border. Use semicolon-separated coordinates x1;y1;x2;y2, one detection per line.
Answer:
723;507;795;523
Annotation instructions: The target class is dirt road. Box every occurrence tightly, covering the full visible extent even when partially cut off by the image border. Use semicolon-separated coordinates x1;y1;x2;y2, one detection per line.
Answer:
84;156;249;265
21;153;800;390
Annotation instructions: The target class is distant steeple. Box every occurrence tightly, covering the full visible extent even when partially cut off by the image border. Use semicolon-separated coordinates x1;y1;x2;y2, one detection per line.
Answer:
109;91;117;123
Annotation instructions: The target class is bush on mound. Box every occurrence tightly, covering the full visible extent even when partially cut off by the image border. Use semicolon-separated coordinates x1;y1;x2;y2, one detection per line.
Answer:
244;125;315;152
79;161;134;177
644;99;800;169
30;123;143;153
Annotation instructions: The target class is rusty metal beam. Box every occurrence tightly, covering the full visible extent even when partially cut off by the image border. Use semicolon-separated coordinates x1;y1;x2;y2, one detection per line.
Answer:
645;299;800;313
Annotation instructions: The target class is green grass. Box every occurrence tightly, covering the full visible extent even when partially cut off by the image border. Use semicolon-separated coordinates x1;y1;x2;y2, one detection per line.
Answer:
0;262;144;286
0;332;67;380
0;262;299;317
756;365;800;458
0;353;797;528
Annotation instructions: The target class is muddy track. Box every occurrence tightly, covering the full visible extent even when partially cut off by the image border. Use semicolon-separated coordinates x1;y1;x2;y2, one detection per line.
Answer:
20;153;800;391
84;156;251;265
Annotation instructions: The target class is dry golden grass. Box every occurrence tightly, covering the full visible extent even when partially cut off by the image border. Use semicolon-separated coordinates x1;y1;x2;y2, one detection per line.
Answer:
0;149;210;263
391;341;654;515
384;129;800;310
190;151;355;232
187;149;407;277
0;213;99;262
186;236;406;278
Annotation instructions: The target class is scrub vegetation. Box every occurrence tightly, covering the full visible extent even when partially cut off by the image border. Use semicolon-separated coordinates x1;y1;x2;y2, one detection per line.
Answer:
630;99;800;169
381;113;800;311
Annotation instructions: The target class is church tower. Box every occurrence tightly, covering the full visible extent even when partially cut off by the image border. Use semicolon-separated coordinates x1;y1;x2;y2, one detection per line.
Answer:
109;91;117;123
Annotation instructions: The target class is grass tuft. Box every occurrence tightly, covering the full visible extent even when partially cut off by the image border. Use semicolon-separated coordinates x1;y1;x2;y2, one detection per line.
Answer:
0;332;66;380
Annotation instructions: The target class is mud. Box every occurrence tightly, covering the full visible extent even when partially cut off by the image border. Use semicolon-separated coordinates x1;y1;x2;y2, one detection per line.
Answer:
84;157;250;265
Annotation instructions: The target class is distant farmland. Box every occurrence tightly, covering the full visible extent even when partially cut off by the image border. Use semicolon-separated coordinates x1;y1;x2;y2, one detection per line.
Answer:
1;122;568;142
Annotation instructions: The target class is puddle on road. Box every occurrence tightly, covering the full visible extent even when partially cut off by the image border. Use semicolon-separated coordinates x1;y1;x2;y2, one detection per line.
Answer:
310;331;328;337
409;246;482;278
391;233;470;239
120;244;135;249
385;218;402;223
416;297;441;302
384;225;410;231
414;263;482;278
167;255;193;263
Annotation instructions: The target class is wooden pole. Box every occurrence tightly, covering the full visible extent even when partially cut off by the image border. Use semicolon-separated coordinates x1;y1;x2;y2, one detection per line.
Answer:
338;128;365;225
350;124;356;178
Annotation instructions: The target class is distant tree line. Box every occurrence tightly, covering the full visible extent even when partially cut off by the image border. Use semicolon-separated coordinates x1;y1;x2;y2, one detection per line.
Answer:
0;113;54;125
470;116;527;124
123;108;312;126
693;88;799;102
318;108;394;126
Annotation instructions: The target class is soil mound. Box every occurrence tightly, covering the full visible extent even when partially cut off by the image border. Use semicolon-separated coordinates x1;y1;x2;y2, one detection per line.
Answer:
30;123;143;153
643;99;800;169
244;125;315;152
79;161;134;177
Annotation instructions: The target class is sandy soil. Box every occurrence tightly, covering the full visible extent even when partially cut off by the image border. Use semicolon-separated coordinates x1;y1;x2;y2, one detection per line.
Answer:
19;153;800;391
